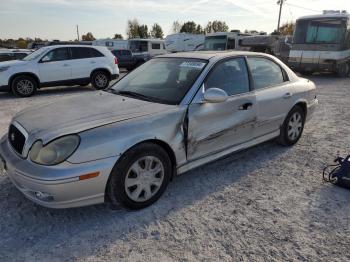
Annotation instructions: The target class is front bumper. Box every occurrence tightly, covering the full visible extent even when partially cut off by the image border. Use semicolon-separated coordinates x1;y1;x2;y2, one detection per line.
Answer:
0;136;118;208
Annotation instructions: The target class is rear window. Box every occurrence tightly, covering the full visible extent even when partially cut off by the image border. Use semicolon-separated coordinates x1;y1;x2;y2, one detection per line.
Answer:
71;47;104;59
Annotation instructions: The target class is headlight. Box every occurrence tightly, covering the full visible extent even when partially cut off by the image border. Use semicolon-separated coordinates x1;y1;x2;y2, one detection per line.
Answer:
0;66;10;72
29;135;80;165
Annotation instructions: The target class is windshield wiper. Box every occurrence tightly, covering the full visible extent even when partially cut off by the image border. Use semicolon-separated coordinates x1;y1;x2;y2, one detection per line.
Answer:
113;90;153;102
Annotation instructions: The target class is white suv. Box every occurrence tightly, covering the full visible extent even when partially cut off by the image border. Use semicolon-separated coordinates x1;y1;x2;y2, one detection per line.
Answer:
0;45;119;97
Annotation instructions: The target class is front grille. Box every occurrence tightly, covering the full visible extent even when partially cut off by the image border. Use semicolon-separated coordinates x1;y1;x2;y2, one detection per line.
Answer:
8;124;26;155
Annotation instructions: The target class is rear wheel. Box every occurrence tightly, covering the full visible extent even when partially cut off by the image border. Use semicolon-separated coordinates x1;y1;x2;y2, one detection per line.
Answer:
11;75;37;97
107;143;172;210
91;71;110;90
277;105;305;146
337;63;350;77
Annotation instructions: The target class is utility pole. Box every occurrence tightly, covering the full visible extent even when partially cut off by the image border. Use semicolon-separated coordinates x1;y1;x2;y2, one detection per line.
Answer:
277;0;285;32
76;25;80;41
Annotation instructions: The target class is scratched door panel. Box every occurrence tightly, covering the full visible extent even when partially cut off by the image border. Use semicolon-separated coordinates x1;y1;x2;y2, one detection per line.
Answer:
187;92;257;161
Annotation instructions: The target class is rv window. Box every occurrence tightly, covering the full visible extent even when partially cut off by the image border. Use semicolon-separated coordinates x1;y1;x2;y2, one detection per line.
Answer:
204;35;227;50
152;43;161;49
129;41;148;52
295;19;347;44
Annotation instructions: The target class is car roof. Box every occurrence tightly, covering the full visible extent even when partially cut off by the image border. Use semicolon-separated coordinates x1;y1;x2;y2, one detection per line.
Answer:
158;50;265;60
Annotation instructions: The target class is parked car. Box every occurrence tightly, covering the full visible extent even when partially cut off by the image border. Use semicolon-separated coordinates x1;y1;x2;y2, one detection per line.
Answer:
0;45;119;97
0;49;32;62
0;51;318;209
111;49;149;71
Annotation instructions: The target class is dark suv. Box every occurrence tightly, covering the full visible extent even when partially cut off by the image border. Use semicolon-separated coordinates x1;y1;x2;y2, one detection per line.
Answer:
111;50;149;71
0;51;31;62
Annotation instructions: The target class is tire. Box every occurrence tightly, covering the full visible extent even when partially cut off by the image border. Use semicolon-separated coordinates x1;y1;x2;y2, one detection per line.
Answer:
91;71;110;90
11;75;37;97
277;105;305;146
337;63;350;77
107;142;172;210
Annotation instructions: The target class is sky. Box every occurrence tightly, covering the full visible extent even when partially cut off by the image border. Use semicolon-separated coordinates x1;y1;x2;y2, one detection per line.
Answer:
0;0;349;41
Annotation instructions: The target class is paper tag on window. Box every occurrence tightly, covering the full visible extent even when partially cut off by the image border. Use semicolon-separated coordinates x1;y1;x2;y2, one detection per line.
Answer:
180;61;206;69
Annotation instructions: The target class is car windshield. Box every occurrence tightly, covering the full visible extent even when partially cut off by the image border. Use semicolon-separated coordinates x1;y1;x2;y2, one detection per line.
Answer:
110;58;207;105
204;35;227;50
22;47;48;61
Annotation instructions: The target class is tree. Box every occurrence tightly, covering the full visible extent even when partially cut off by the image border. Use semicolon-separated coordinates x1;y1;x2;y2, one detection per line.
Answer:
279;22;295;35
150;23;164;39
82;32;95;41
138;24;149;38
180;21;197;34
16;38;27;48
127;19;140;39
196;25;204;34
171;20;182;33
205;20;229;33
113;34;123;39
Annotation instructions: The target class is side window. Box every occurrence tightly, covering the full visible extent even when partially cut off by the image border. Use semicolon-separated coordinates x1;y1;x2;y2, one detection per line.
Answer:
71;47;90;59
0;54;13;62
121;50;131;56
247;57;285;90
42;48;69;62
205;57;250;96
89;48;104;58
14;53;28;60
151;43;161;49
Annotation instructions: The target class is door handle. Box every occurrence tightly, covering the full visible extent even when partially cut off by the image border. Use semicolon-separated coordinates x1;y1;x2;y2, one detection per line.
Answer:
283;92;293;99
238;102;253;110
63;64;69;67
90;61;96;64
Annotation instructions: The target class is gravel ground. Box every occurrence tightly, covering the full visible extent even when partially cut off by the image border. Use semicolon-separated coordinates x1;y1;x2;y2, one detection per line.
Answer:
0;76;350;262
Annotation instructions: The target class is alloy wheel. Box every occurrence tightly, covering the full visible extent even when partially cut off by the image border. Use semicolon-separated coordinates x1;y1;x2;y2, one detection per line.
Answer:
17;79;34;95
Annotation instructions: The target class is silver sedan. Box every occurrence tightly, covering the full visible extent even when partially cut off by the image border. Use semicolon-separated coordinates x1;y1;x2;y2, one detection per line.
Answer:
0;51;318;209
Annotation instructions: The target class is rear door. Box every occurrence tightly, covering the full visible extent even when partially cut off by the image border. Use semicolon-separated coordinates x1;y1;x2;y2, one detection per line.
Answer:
70;47;105;79
247;56;295;137
187;57;257;161
38;47;72;82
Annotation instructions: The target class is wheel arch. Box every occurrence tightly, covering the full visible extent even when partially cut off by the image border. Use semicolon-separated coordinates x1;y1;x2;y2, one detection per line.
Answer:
292;100;307;118
90;68;112;79
9;72;40;88
104;138;177;203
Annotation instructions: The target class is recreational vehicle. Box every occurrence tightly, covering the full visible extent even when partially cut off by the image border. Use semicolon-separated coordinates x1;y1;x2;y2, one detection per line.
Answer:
203;31;251;51
289;10;350;76
128;39;167;57
165;33;204;52
92;39;128;50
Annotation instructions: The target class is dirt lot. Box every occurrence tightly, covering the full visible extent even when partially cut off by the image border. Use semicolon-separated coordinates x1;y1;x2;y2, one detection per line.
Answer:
0;76;350;262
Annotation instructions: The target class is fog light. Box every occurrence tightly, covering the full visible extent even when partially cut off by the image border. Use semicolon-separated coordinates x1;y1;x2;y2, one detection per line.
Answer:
34;191;54;202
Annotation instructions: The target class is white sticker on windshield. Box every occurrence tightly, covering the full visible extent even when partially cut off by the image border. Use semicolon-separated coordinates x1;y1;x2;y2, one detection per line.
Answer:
180;61;206;69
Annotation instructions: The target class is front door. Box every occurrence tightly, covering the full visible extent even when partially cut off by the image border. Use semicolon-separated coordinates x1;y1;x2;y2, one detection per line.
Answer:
187;57;257;161
38;47;72;83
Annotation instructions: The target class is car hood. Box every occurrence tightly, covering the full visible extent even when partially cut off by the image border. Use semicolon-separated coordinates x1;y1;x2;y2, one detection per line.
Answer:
13;91;177;144
0;60;28;67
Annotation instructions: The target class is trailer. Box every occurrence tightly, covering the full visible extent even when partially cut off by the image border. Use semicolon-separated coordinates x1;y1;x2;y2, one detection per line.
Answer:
92;39;128;50
128;39;167;57
203;31;252;51
165;33;204;52
288;10;350;76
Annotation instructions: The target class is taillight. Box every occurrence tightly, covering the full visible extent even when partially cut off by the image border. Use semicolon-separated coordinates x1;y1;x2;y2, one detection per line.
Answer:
114;57;118;65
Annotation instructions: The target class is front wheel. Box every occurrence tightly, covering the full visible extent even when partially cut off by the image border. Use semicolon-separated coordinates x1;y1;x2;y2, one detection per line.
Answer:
91;71;110;90
107;143;172;210
11;76;37;97
277;105;305;146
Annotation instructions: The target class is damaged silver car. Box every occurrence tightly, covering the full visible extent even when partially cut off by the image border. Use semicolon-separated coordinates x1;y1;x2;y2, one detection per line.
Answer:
0;51;318;209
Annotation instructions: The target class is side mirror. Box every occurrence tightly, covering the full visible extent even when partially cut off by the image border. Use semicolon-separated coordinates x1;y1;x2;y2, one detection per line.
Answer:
203;88;228;103
41;56;50;63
